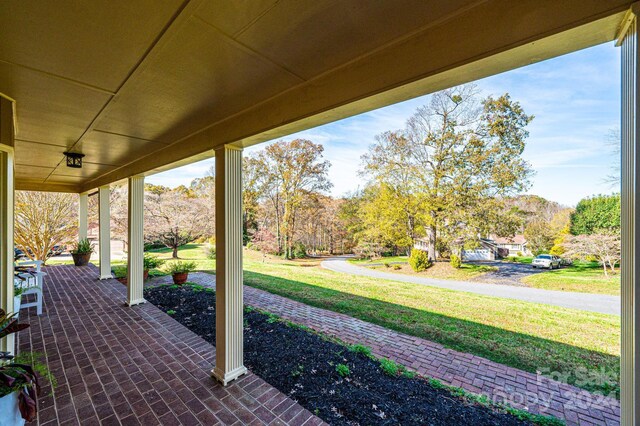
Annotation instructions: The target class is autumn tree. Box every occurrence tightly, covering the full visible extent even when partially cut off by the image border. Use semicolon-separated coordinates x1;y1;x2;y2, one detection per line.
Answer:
360;85;533;260
253;139;332;259
14;191;77;263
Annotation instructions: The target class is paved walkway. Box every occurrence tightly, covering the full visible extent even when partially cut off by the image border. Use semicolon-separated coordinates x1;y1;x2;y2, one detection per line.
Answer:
321;257;620;315
156;273;621;426
19;265;323;426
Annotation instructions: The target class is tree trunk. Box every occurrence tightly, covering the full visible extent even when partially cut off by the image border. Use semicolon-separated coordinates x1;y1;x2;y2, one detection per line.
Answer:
172;246;179;259
427;224;437;261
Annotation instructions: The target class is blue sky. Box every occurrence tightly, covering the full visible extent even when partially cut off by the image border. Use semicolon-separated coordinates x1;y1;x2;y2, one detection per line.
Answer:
148;43;620;207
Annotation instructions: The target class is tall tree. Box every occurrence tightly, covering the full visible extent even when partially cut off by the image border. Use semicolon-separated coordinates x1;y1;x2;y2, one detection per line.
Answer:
14;191;77;263
570;194;620;235
361;85;533;259
254;139;332;259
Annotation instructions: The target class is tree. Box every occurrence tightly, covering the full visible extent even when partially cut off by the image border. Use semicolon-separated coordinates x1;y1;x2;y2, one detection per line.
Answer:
253;139;332;259
14;191;77;263
360;85;533;259
570;194;620;235
564;231;620;275
251;228;278;262
145;190;212;258
524;220;554;255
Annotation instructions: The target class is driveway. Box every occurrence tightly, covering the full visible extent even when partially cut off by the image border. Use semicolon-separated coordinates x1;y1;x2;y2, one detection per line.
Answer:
469;260;544;286
320;257;620;315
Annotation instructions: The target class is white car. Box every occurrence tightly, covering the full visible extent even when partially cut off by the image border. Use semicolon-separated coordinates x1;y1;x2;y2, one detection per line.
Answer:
532;254;560;269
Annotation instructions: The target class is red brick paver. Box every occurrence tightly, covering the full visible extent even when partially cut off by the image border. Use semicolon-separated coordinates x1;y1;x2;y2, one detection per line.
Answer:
171;272;620;426
18;265;324;426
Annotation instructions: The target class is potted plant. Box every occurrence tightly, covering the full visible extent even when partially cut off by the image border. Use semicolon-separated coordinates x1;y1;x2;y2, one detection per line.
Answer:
70;238;94;267
164;260;196;285
12;283;25;318
0;310;42;425
143;253;165;281
112;265;128;285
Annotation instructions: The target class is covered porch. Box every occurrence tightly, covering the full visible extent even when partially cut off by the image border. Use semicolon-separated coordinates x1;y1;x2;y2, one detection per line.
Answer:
18;264;319;425
1;1;639;425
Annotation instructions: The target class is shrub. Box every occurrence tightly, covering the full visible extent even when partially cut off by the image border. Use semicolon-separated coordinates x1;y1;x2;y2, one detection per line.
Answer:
164;260;197;275
383;262;391;268
112;265;127;279
408;248;431;272
450;254;462;269
393;264;401;270
349;344;374;359
166;310;176;315
335;363;350;377
143;253;165;270
379;358;415;378
246;242;255;250
293;242;307;258
204;244;216;259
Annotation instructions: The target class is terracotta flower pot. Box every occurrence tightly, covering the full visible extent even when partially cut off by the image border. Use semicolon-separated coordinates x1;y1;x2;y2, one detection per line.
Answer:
172;272;188;285
71;252;91;267
116;277;127;286
144;270;149;281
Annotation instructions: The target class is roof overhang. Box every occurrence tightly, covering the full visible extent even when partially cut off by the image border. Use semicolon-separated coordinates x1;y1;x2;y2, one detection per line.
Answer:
0;0;631;193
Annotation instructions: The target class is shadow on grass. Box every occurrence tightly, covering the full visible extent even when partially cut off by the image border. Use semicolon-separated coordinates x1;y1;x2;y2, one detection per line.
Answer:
243;269;619;396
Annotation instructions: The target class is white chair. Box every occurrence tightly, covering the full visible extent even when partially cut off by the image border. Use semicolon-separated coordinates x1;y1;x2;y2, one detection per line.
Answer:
14;260;45;316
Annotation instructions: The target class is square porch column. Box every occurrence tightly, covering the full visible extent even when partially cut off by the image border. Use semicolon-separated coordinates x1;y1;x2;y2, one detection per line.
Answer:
127;176;145;306
212;145;247;385
98;186;112;280
0;96;15;354
78;192;88;241
618;6;640;425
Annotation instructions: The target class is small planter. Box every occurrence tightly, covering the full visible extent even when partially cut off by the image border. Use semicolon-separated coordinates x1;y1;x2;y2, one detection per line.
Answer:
71;252;91;267
116;277;127;286
0;392;26;426
172;272;189;285
144;269;149;281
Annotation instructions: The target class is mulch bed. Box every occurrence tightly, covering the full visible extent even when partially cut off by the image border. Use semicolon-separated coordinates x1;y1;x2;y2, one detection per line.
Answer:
145;285;544;426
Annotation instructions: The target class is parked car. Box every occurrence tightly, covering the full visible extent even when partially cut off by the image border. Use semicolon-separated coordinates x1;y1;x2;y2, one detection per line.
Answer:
14;247;27;261
49;245;66;256
532;254;560;269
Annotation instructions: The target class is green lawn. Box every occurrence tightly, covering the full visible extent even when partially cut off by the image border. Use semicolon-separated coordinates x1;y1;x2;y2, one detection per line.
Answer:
147;244;216;274
522;261;620;295
240;249;619;396
348;255;408;265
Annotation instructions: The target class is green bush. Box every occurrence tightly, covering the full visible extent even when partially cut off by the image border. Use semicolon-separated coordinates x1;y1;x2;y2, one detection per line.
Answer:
335;363;350;377
393;264;401;270
111;265;127;279
246;242;255;250
349;344;374;359
164;260;197;275
293;243;307;258
383;262;391;268
450;254;462;269
143;253;165;270
204;244;216;259
408;248;431;272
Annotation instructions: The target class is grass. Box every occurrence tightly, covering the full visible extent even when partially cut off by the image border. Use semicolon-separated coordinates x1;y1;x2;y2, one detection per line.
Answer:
367;261;497;280
147;244;216;274
347;255;408;265
241;248;619;396
522;261;620;295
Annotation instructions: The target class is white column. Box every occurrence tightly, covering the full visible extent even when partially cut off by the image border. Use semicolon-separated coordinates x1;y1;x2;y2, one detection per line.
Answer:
127;176;145;306
78;192;88;241
98;186;112;279
0;96;15;354
212;145;247;385
618;6;640;425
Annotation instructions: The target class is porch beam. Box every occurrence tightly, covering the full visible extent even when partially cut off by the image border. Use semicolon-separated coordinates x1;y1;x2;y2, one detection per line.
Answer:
126;176;145;306
212;145;247;385
619;4;640;425
98;186;112;280
78;192;88;241
0;96;15;354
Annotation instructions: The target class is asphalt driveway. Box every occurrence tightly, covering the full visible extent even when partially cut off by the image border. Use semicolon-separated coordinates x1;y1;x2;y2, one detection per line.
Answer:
469;261;544;286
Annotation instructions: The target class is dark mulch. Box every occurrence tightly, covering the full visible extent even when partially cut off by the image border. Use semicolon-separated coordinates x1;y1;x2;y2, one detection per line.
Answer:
145;285;543;426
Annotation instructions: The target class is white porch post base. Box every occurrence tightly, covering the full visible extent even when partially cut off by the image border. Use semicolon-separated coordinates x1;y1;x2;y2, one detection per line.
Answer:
211;365;248;386
127;176;145;306
98;186;112;280
211;145;246;386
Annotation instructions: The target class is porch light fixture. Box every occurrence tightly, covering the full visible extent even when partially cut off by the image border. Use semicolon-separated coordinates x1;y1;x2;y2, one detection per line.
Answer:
63;152;84;168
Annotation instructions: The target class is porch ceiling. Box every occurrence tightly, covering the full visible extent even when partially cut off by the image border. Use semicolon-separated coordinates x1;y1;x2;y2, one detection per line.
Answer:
0;0;631;193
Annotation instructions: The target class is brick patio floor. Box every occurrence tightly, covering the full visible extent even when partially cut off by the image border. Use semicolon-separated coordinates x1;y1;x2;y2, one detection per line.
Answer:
155;272;621;426
17;265;324;426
